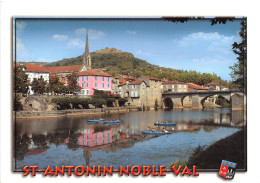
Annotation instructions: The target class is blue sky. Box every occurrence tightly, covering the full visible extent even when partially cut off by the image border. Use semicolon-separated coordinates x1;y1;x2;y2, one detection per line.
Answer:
15;18;242;81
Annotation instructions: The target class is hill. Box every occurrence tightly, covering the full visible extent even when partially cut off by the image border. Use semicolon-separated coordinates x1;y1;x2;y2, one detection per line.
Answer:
17;47;231;87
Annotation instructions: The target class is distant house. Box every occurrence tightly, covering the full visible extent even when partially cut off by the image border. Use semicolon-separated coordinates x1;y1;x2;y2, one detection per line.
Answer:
138;76;162;108
77;69;112;95
162;80;188;92
221;85;229;91
205;81;221;91
21;64;50;95
187;83;208;92
118;80;149;106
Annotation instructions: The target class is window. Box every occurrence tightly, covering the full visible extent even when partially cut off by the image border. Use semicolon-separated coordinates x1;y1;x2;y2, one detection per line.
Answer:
95;83;97;87
102;77;104;81
102;83;104;88
108;77;110;82
82;83;84;87
95;76;97;80
172;85;175;88
82;76;84;81
78;83;80;86
131;91;134;97
184;85;187;88
87;135;89;139
87;83;89;87
87;142;89;146
87;76;89;80
143;91;144;95
179;85;181;89
108;83;110;88
135;91;138;97
77;77;79;81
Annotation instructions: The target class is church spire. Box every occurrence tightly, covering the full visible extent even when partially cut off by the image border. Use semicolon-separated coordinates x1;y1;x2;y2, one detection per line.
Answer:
83;29;91;70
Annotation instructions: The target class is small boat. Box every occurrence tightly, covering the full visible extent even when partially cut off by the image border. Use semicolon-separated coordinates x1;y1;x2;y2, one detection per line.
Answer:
141;131;171;135
87;119;104;123
103;120;123;125
154;122;176;126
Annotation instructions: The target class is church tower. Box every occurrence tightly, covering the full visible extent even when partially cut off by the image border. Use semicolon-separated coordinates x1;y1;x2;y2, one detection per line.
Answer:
82;29;91;70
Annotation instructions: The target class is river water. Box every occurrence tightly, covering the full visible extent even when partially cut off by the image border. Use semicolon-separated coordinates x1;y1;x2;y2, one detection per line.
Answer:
14;108;245;171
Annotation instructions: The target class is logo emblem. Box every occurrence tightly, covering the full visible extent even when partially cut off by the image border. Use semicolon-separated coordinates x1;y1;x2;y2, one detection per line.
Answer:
219;160;237;179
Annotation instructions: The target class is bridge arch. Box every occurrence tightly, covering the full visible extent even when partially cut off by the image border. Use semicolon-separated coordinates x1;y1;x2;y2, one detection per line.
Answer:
200;94;231;109
181;95;192;108
163;97;174;110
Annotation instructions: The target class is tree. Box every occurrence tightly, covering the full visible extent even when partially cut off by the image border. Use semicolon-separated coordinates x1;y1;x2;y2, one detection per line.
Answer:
13;65;29;94
229;18;247;92
67;72;81;92
49;75;69;94
31;76;48;94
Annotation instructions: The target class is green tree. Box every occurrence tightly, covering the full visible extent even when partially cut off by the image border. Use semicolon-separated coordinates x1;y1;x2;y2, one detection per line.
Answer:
13;65;29;94
31;76;48;94
229;18;247;92
67;72;81;92
49;75;69;94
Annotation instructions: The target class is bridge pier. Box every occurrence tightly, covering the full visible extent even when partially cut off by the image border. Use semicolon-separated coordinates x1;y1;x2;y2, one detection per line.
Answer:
191;95;203;109
172;98;183;109
231;93;246;110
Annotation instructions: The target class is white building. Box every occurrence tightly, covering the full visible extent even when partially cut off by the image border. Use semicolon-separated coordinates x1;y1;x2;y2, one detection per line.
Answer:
21;64;50;94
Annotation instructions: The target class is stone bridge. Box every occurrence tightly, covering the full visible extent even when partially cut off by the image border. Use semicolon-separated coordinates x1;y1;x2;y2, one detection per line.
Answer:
162;90;246;110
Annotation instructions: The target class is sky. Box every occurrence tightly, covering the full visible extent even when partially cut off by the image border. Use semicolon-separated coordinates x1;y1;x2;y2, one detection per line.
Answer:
15;18;242;81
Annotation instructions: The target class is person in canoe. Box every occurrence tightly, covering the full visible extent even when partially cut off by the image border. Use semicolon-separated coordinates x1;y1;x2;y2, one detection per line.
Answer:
165;121;168;124
151;128;155;132
162;128;166;132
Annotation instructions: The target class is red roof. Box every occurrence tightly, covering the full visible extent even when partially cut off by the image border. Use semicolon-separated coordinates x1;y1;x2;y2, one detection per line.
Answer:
119;79;127;85
187;83;208;90
78;69;111;77
206;81;220;86
141;76;161;81
163;80;184;84
128;80;146;85
23;64;48;73
46;65;83;74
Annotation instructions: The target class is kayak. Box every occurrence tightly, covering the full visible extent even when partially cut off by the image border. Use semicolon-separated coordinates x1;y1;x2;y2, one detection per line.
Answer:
141;131;171;135
87;119;104;123
154;122;176;126
104;120;123;124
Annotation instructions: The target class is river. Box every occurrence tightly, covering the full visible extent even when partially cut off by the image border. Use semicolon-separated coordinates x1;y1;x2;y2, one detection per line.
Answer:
14;108;245;171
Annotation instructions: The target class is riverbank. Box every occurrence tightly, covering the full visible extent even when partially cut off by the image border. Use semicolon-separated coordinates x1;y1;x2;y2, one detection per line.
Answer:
187;129;246;170
13;106;140;118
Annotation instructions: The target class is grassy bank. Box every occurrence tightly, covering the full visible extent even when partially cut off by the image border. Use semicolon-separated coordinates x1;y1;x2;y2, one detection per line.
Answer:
187;129;246;170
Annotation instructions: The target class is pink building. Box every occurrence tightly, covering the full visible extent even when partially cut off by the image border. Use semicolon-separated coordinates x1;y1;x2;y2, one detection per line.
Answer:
77;69;112;95
77;128;112;147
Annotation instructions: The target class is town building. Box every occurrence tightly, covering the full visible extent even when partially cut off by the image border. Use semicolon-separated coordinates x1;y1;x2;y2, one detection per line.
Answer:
118;80;149;107
187;82;208;92
21;64;50;94
77;69;112;95
162;80;188;92
138;76;162;108
205;81;221;91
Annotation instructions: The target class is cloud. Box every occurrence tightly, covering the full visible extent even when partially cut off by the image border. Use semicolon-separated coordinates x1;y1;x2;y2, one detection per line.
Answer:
74;28;105;39
52;34;68;40
67;38;85;48
135;50;150;56
176;32;236;47
16;21;27;32
126;30;136;35
16;38;31;61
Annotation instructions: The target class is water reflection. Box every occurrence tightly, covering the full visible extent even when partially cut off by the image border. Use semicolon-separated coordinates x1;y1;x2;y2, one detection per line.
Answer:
14;108;245;170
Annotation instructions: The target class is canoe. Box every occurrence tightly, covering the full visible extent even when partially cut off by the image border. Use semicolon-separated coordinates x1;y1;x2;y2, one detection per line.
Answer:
154;122;176;126
141;131;171;135
103;120;123;124
87;119;104;123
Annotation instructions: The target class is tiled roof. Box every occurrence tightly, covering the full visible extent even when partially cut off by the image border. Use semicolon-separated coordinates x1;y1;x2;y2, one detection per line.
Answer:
162;80;184;84
206;81;220;86
128;80;145;85
78;69;111;77
187;83;208;90
119;79;127;85
23;64;49;73
46;65;83;74
141;76;161;81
